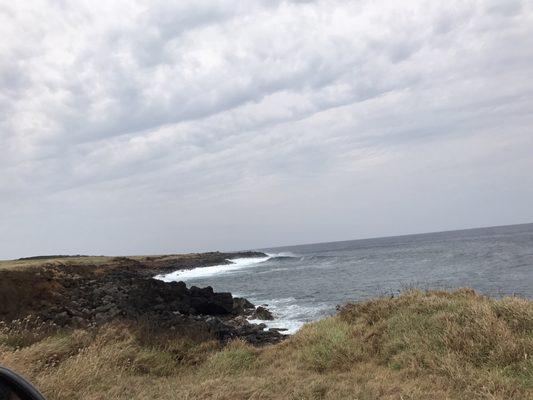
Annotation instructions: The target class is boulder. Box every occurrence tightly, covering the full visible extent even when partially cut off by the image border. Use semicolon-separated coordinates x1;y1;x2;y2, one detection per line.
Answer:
190;292;234;315
250;306;274;320
55;311;69;326
233;297;255;315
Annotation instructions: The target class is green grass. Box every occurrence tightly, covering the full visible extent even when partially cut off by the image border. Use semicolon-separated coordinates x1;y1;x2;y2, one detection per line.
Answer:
206;340;258;375
296;318;358;372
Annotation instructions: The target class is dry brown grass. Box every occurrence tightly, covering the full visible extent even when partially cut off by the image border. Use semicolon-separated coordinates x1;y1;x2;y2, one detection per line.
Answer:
0;257;113;271
1;289;531;399
0;252;237;271
0;254;193;271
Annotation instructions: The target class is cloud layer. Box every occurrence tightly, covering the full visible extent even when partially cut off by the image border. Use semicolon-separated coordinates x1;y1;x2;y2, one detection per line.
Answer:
1;0;532;258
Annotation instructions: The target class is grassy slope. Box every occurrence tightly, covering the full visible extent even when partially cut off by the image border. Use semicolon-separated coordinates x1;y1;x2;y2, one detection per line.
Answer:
0;254;210;270
0;256;112;270
1;289;532;400
0;252;262;271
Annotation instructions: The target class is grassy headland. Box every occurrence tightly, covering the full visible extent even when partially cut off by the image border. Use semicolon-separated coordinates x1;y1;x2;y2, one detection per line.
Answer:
0;256;531;399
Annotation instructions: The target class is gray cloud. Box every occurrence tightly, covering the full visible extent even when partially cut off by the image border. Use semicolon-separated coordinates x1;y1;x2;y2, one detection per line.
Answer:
1;0;532;258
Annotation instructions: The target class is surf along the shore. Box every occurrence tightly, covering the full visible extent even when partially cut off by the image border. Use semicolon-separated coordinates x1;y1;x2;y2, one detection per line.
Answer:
155;254;308;334
155;253;334;335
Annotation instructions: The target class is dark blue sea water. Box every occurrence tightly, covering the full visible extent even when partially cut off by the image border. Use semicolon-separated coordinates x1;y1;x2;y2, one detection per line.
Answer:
159;223;533;333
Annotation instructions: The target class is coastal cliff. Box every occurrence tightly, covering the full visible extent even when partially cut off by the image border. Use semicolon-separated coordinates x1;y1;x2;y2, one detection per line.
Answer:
0;252;283;346
0;255;531;399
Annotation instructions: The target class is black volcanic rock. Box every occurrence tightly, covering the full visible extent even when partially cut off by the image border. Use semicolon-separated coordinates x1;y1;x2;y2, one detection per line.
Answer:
251;306;274;320
0;252;285;346
233;297;255;314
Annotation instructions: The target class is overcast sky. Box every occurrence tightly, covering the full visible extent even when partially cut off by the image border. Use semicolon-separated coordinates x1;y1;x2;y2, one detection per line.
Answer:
1;0;532;259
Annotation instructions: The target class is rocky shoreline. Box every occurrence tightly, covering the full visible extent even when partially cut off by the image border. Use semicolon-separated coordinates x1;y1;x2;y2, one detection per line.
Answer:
0;252;285;346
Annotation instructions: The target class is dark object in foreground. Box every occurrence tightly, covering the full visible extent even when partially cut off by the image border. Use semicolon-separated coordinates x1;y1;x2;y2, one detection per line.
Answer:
0;366;46;400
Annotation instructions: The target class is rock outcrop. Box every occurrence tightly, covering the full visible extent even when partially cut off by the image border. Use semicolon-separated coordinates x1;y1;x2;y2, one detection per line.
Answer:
250;306;274;320
0;252;285;346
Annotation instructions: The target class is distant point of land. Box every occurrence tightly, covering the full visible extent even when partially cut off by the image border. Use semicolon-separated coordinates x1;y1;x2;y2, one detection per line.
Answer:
16;254;90;261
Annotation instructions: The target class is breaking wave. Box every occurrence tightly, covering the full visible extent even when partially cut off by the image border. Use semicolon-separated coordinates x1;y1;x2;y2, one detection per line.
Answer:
155;256;270;282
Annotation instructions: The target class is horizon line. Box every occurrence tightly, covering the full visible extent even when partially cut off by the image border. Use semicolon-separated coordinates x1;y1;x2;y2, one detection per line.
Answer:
254;221;533;252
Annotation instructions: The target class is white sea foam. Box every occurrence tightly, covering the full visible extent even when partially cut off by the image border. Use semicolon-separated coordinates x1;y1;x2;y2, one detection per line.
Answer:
265;251;299;257
155;256;270;282
248;318;304;335
248;298;332;335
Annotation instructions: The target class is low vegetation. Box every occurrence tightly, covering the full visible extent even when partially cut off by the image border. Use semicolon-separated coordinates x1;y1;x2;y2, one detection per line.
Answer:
1;288;531;399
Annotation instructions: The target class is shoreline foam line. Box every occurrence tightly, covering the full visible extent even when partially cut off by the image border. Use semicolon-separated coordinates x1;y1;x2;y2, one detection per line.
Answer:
155;256;271;282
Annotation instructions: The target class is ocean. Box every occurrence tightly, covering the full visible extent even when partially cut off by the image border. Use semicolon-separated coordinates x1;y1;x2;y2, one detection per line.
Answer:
158;223;533;333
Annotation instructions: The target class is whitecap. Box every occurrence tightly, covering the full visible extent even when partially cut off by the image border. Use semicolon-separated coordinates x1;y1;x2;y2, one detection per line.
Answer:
247;298;333;335
248;318;304;335
155;256;270;282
